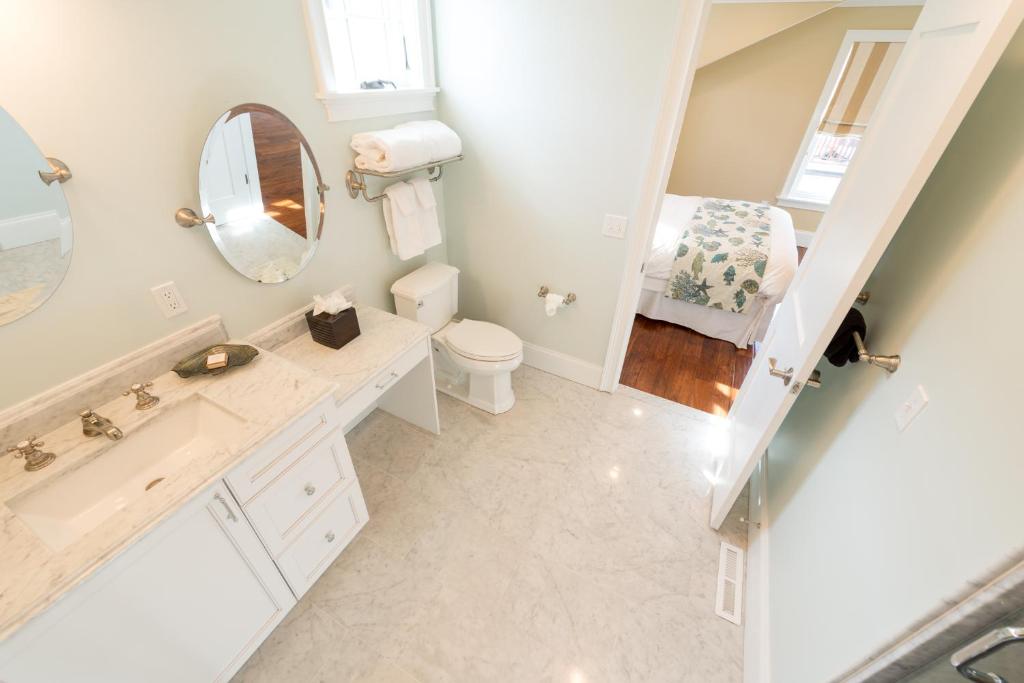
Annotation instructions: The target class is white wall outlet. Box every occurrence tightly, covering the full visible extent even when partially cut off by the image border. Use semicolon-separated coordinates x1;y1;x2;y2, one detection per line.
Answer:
894;385;928;432
150;282;188;319
602;214;628;239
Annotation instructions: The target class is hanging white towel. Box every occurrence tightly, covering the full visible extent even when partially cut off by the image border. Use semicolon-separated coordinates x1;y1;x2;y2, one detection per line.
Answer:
383;182;424;261
410;178;441;250
351;120;462;173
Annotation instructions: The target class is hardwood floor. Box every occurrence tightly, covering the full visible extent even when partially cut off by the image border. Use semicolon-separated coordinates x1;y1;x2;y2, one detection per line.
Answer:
250;110;308;238
620;246;806;415
620;315;754;416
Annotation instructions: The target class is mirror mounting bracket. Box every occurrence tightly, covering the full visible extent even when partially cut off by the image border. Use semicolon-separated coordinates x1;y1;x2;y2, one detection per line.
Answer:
38;157;72;185
174;208;215;229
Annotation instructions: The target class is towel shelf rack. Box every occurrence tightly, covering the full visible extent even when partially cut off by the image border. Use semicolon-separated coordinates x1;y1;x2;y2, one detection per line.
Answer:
345;155;463;203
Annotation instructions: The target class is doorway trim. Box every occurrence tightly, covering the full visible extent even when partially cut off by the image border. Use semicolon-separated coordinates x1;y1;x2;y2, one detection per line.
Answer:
599;0;712;392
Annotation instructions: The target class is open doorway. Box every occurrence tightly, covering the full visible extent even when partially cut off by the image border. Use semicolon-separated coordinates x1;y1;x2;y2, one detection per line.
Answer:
614;3;919;416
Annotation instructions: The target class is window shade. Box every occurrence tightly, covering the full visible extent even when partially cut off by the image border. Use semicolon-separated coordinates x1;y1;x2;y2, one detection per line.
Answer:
818;41;904;137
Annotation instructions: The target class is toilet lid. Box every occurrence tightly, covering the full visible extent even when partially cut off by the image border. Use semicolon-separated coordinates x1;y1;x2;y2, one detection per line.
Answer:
445;319;522;362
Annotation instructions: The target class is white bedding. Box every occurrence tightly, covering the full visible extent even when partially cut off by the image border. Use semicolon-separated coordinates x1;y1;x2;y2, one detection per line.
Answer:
638;194;799;348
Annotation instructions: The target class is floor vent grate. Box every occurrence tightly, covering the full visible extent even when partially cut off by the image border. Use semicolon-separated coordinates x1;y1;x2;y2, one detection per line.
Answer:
715;541;744;625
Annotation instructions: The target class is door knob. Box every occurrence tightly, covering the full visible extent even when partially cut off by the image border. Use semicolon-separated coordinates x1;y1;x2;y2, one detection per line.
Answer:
767;358;793;386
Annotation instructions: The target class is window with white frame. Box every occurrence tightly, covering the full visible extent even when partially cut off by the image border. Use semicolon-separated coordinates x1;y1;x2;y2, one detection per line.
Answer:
778;30;909;211
303;0;437;121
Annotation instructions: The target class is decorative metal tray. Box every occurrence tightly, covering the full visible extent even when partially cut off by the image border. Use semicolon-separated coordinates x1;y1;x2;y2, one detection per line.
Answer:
173;344;259;378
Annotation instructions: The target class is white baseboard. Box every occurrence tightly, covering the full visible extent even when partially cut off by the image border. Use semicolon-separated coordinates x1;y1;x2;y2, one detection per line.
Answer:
744;455;771;683
521;342;603;390
0;210;70;253
794;230;816;248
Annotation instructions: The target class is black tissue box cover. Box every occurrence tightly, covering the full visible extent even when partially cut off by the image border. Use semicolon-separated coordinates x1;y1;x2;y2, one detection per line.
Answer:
305;307;360;349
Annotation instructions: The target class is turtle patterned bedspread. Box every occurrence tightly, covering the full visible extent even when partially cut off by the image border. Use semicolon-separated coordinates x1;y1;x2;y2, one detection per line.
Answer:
664;198;772;314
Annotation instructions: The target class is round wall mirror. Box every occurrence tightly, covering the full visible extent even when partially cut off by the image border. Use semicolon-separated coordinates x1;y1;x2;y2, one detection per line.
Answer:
0;107;73;326
197;104;325;284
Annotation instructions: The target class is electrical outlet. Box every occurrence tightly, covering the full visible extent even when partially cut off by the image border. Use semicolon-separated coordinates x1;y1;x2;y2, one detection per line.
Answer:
603;214;628;239
894;385;928;432
150;282;188;318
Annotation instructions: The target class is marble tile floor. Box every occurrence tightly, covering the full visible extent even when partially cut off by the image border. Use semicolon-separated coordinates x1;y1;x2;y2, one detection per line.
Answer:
233;365;748;683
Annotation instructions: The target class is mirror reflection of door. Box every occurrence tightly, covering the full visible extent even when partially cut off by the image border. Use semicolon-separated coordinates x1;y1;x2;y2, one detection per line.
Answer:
203;113;260;225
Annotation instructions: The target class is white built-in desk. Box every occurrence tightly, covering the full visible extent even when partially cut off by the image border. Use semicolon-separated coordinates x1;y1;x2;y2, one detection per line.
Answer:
271;306;440;435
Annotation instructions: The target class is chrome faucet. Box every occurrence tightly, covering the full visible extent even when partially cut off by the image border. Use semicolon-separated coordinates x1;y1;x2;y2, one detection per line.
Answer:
80;410;124;440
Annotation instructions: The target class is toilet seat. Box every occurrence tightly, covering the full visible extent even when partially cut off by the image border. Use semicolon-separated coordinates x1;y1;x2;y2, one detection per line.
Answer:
444;319;522;362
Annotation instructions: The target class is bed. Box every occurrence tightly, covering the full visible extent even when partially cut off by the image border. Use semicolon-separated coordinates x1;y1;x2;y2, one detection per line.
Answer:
637;194;799;348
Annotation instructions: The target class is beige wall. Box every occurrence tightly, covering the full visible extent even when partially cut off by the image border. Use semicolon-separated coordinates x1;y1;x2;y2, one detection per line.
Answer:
0;2;447;410
697;2;837;68
765;26;1024;682
668;6;921;232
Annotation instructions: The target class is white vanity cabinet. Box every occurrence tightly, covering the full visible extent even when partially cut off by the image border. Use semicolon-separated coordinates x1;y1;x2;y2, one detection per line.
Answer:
0;481;295;683
224;396;368;597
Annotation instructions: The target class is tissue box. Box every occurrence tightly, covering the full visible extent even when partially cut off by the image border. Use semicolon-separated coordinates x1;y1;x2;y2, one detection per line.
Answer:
305;308;360;349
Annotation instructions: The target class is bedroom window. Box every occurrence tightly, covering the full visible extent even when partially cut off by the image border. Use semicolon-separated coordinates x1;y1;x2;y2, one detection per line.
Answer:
303;0;438;121
778;30;909;211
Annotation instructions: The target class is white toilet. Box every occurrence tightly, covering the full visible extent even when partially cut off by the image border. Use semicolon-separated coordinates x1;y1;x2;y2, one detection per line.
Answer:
391;263;523;414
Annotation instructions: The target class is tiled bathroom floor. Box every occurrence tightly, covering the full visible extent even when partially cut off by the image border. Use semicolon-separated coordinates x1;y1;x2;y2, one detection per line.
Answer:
233;366;747;683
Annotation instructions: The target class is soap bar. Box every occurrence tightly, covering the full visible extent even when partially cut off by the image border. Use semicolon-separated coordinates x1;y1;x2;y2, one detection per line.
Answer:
206;351;229;370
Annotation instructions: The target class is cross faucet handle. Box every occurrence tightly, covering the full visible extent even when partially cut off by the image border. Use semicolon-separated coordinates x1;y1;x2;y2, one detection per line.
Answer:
123;382;160;410
6;437;56;471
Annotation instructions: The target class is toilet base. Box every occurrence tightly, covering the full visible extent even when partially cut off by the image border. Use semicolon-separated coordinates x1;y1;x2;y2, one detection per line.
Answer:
432;346;517;415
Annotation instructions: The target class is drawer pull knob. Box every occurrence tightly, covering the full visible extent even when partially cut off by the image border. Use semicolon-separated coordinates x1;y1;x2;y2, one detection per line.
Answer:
375;371;400;390
325;531;336;543
304;483;316;496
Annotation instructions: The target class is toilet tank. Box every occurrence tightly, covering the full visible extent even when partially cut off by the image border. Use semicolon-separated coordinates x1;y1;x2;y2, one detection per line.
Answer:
390;262;459;333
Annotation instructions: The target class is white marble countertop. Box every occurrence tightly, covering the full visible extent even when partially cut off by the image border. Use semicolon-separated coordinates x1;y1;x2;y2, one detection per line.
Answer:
272;306;432;404
0;350;336;640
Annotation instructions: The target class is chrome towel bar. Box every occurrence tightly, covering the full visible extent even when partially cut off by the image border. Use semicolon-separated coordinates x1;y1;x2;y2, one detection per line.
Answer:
345;154;463;203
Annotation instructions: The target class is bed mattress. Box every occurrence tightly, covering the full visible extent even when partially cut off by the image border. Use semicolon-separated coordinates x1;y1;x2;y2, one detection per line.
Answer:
638;194;799;348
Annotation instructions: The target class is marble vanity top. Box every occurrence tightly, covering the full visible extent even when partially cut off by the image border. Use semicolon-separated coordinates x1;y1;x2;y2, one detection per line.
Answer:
272;306;432;404
0;350;335;639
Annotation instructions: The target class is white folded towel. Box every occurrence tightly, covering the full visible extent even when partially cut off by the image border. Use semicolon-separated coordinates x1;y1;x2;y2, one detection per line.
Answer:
352;120;462;173
410;178;441;250
383;182;425;260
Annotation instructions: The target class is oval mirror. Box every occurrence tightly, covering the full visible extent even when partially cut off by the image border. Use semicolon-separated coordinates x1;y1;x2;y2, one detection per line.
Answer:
0;107;73;326
197;104;325;284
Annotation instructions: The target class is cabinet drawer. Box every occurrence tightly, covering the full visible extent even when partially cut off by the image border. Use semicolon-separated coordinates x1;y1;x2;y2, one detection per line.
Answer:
335;338;429;428
242;428;355;554
226;396;339;503
275;485;369;597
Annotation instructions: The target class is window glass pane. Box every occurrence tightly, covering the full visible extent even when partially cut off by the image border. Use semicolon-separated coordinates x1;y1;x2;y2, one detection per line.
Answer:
787;39;903;205
322;0;424;92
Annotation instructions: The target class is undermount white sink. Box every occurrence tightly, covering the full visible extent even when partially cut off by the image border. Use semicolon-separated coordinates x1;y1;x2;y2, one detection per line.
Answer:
7;395;247;551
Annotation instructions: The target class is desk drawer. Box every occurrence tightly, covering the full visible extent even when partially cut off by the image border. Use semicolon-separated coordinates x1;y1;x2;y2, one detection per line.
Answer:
335;338;429;428
275;485;369;597
225;396;339;503
242;428;355;554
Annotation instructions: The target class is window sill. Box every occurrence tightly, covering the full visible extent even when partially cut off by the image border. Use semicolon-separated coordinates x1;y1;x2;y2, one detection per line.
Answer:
316;88;439;122
776;196;830;213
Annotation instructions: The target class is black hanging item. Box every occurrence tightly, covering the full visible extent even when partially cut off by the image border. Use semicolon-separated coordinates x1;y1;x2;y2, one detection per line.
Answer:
824;308;867;367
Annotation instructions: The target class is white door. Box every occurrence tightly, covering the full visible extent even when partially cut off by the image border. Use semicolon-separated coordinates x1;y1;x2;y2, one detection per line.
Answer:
0;481;295;683
710;0;1024;528
201;112;261;225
